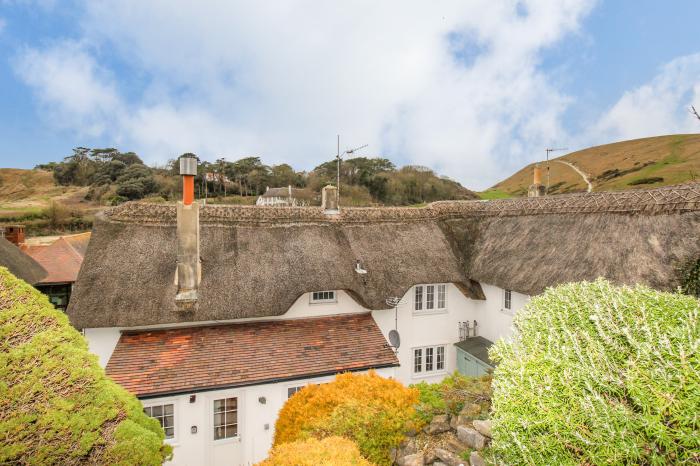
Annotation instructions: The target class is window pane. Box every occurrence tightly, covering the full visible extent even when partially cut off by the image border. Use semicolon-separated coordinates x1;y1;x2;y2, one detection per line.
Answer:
163;415;174;428
151;405;163;417
437;284;446;308
504;290;512;310
143;407;152;416
426;285;434;309
214;413;224;426
414;286;423;311
226;425;238;437
437;346;445;370
214;399;225;412
426;347;434;371
226;398;237;410
215;426;225;440
164;404;174;415
414;348;422;373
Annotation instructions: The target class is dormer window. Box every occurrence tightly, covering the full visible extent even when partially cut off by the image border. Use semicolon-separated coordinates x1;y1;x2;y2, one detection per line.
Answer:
414;284;447;312
310;290;337;304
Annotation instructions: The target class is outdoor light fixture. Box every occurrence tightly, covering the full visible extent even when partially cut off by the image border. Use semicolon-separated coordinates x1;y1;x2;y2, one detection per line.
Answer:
258;396;266;404
189;394;196;403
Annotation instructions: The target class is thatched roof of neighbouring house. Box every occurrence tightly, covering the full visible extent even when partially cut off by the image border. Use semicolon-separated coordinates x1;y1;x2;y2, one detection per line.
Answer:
0;237;47;285
68;183;700;329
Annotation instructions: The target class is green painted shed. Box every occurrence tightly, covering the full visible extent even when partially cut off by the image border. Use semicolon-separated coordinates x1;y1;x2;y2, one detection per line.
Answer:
455;336;494;377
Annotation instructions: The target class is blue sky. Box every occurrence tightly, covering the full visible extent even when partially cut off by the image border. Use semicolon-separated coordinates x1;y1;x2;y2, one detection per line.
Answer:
1;1;699;189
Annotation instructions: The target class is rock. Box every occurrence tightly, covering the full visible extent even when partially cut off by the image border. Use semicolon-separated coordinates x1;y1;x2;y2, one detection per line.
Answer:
398;453;424;466
397;438;419;458
426;414;451;434
457;426;487;450
445;436;469;454
472;420;493;439
405;427;419;437
469;451;486;466
433;448;466;466
424;450;439;464
431;462;448;466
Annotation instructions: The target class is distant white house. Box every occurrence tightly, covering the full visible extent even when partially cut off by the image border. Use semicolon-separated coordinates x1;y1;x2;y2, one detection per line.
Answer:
67;158;700;466
256;185;311;206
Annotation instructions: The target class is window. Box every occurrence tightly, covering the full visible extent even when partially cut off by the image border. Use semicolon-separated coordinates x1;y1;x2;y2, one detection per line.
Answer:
504;289;512;311
213;397;238;440
287;386;303;398
414;284;447;312
144;404;174;439
414;286;423;311
414;348;422;373
311;290;336;303
413;345;446;375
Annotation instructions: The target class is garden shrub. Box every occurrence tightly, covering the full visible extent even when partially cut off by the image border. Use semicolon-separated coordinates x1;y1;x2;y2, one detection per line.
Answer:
413;372;492;423
490;279;700;465
258;436;372;466
274;371;419;465
0;267;172;465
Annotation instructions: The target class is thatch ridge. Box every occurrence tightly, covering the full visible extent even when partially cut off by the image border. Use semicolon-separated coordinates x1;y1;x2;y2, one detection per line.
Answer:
0;237;47;285
68;183;700;329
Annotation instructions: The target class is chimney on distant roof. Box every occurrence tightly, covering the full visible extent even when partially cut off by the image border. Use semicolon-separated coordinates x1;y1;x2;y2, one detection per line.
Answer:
288;185;292;197
322;185;339;214
175;154;201;311
528;164;546;197
1;225;25;246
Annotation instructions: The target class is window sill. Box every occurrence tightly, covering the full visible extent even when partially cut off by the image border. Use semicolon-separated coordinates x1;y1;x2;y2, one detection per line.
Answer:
500;308;514;316
213;435;241;445
411;370;447;380
412;309;448;316
309;301;337;305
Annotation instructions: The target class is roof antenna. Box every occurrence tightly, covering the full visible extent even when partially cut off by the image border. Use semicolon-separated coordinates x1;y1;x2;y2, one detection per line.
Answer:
335;135;368;208
545;147;568;194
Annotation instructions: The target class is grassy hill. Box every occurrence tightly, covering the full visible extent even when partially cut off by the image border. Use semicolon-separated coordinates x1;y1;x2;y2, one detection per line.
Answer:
0;169;98;234
484;134;700;198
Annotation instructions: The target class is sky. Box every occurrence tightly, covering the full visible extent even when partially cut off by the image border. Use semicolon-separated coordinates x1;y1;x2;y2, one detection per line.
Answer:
1;1;699;190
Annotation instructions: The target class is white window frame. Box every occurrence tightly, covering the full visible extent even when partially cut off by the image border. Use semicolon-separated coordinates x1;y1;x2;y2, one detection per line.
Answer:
412;344;447;377
413;284;448;314
502;289;513;314
143;401;177;443
212;396;239;442
310;290;337;304
287;385;304;398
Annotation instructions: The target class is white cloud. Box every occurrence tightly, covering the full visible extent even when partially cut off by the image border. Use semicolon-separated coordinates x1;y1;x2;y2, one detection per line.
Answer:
0;17;6;32
589;54;700;144
14;0;598;189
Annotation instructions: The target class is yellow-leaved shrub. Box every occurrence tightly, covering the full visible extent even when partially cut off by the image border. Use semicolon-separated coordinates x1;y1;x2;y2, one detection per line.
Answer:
257;436;372;466
273;371;419;465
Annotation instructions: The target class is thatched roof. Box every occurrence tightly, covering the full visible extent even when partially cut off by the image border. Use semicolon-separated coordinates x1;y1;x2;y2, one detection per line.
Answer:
0;237;47;285
68;183;700;329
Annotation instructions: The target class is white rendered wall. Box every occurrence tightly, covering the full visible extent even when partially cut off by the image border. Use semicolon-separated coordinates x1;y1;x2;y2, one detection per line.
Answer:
144;367;396;466
83;327;121;367
470;284;529;343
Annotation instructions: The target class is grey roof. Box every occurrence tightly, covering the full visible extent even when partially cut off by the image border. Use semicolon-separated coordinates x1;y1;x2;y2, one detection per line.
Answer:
68;183;700;329
455;336;494;367
0;237;47;285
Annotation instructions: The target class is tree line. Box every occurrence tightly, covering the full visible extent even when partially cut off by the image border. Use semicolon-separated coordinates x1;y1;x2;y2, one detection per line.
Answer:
36;148;476;206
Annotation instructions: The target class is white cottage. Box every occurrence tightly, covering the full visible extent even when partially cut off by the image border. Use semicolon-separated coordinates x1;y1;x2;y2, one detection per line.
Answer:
67;158;700;465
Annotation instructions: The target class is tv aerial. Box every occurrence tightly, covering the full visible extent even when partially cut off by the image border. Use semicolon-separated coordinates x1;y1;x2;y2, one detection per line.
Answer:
545;147;568;194
335;135;368;207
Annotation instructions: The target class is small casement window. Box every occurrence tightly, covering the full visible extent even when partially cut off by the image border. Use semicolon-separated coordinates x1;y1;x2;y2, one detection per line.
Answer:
287;386;304;398
213;397;238;440
413;345;446;375
144;404;174;439
504;289;512;311
414;284;447;312
310;290;336;303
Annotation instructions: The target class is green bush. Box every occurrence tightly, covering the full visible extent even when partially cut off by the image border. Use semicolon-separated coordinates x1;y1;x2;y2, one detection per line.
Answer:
490;279;700;465
0;267;172;465
274;371;419;465
413;372;492;423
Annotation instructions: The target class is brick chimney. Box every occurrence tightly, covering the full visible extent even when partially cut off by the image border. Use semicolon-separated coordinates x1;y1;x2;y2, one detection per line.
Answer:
175;154;201;311
322;185;339;214
528;164;546;197
1;225;25;246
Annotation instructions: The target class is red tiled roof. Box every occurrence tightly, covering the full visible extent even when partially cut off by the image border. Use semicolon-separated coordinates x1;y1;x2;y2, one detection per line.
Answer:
22;236;86;284
106;313;398;397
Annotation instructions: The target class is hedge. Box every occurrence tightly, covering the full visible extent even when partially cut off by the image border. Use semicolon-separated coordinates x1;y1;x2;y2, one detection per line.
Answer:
490;279;700;465
274;371;419;465
0;267;172;465
258;436;373;466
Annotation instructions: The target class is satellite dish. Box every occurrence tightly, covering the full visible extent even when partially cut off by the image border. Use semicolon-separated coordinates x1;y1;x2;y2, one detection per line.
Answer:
388;330;401;349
